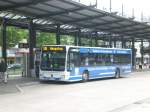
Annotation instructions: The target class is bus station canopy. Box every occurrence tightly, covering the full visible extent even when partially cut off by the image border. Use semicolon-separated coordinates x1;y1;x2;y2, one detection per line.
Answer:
0;0;150;41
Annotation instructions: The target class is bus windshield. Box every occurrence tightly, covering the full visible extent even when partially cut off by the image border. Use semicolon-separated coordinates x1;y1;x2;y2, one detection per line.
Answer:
40;51;66;71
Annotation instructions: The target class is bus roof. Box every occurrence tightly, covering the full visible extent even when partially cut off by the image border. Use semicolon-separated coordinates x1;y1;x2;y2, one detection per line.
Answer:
42;45;132;51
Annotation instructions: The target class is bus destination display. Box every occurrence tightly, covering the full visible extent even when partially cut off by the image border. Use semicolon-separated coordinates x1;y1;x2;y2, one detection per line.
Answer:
42;46;65;52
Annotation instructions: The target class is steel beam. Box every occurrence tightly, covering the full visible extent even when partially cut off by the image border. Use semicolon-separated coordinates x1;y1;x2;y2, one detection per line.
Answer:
0;0;50;11
72;19;124;29
39;2;81;21
112;25;150;34
96;23;139;31
35;5;94;19
40;1;121;27
63;14;109;24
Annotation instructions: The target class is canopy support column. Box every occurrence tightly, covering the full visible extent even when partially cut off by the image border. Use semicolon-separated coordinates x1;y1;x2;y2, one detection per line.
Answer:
114;39;116;48
56;24;60;45
28;19;34;77
32;29;36;48
1;18;7;65
109;35;112;48
132;37;135;69
90;33;92;47
149;41;150;64
78;29;81;46
141;39;144;64
95;32;98;47
74;32;78;46
121;37;125;48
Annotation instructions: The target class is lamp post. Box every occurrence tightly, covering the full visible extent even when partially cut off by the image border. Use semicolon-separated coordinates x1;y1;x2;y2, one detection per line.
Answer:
122;4;124;16
110;0;112;12
141;12;143;22
96;0;97;8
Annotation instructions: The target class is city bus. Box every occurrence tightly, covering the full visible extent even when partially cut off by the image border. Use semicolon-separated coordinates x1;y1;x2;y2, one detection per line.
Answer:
39;45;132;82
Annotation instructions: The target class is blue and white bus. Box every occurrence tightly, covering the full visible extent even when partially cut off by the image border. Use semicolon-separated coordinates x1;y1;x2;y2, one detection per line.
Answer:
39;45;132;82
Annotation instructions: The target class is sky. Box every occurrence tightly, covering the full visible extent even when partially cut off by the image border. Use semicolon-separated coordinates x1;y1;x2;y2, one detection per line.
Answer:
74;0;150;22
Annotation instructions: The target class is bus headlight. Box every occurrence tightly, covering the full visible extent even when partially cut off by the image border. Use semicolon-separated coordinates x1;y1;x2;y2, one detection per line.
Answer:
63;71;70;80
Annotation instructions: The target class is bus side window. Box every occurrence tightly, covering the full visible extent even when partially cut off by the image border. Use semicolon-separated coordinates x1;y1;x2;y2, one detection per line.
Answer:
95;54;100;65
89;54;97;66
80;57;85;66
67;51;79;71
68;53;74;70
110;55;114;63
80;53;89;66
85;57;89;66
105;54;111;65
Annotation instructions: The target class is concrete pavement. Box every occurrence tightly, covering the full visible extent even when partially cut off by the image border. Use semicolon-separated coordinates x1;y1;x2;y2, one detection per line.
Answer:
0;71;150;112
0;68;149;95
0;76;39;95
109;97;150;112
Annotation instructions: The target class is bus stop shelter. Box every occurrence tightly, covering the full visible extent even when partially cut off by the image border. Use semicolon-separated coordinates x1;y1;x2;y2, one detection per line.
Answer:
0;0;150;75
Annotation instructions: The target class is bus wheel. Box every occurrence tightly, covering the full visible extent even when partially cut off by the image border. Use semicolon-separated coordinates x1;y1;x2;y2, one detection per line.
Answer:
115;69;120;79
82;71;89;82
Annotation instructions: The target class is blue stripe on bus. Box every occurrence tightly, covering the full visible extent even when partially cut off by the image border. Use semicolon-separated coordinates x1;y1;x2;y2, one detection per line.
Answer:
69;67;131;81
68;73;115;81
70;65;131;76
69;76;82;81
89;74;115;79
79;48;131;54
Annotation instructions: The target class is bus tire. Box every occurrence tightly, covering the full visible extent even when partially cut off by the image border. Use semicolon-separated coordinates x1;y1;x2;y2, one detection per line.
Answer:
115;69;120;79
82;70;89;82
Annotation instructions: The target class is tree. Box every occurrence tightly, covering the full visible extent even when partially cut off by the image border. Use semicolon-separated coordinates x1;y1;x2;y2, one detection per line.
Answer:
60;35;74;45
0;25;76;48
6;26;28;48
0;26;28;48
36;32;56;47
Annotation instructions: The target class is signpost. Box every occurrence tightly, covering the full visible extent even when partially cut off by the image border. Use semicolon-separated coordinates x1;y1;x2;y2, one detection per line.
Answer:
18;43;29;48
